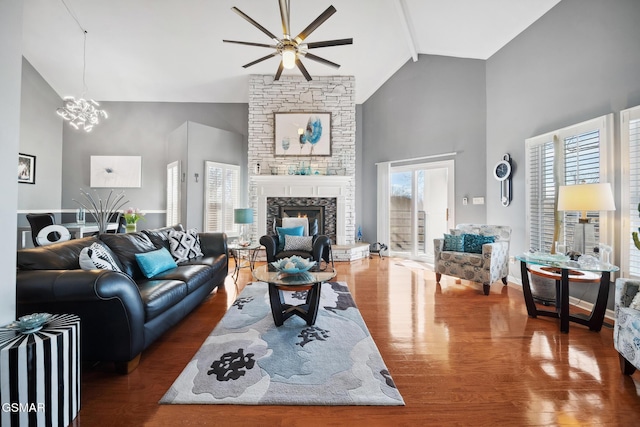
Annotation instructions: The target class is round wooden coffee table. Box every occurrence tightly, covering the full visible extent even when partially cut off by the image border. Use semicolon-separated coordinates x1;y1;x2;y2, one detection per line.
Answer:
252;265;336;326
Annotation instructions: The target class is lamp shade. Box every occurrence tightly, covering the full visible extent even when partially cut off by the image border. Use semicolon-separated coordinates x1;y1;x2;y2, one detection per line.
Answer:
557;183;615;221
234;208;254;224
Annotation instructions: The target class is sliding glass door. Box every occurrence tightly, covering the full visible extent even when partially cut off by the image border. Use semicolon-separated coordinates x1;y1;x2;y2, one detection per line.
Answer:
389;160;454;262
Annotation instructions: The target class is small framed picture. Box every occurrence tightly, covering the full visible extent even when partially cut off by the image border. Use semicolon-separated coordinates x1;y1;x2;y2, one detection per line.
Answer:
274;112;332;156
18;153;36;184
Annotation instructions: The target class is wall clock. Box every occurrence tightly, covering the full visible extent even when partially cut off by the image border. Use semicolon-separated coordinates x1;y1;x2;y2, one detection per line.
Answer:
493;153;512;207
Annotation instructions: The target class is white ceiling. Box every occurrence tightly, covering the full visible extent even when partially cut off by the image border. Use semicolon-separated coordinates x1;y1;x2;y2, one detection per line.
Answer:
22;0;561;104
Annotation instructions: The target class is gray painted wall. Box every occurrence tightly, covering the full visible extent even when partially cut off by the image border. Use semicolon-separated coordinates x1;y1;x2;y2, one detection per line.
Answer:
1;0;23;324
184;121;246;230
61;102;248;230
361;55;487;243
19;58;63;214
486;0;640;305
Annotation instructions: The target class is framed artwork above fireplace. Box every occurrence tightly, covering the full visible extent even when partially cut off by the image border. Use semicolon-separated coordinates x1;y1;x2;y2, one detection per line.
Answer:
274;112;331;157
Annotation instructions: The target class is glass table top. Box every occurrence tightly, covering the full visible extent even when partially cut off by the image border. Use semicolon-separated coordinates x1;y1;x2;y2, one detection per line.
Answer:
515;253;619;273
252;264;336;286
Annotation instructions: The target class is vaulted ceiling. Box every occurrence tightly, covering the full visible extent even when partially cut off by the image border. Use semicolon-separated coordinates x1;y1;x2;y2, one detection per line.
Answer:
22;0;561;104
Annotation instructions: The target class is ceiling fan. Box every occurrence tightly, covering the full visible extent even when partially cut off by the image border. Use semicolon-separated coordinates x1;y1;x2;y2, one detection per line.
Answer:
223;0;353;81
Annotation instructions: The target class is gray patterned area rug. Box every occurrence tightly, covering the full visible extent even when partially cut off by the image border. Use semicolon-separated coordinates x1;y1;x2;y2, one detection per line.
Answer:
160;281;404;406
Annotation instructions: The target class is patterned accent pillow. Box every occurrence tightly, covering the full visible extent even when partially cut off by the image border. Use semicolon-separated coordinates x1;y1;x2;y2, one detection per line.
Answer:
443;234;464;252
462;234;495;254
283;235;314;252
630;292;640;311
79;242;122;272
168;228;204;263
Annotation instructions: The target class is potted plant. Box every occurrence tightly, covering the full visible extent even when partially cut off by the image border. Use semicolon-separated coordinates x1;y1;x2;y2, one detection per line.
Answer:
123;207;145;233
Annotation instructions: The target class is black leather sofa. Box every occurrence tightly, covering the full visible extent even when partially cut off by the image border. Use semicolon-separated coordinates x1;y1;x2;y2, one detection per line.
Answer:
16;226;228;373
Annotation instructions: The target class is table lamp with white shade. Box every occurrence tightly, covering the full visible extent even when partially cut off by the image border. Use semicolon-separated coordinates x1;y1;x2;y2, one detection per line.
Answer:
557;183;615;254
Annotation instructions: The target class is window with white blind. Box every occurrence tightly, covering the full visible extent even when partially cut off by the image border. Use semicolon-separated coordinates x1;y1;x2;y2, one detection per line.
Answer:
204;161;240;234
621;106;640;278
166;161;180;226
525;114;614;254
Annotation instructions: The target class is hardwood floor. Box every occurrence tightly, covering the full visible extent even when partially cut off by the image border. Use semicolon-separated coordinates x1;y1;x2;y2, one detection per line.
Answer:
75;257;640;426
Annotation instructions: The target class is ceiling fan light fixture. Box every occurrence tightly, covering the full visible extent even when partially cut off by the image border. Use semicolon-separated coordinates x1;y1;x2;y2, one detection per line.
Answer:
282;47;296;69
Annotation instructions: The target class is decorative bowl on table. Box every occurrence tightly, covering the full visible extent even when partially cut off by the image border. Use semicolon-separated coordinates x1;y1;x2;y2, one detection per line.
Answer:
6;313;52;334
271;256;316;274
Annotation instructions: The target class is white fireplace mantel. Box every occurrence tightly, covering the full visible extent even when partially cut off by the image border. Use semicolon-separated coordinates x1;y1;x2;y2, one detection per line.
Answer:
252;175;352;245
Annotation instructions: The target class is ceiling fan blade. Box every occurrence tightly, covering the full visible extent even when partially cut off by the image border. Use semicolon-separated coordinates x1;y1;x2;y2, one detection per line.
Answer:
274;61;284;81
293;5;336;44
306;38;353;49
242;52;279;68
231;7;280;43
296;58;312;81
223;40;276;49
303;52;340;69
278;0;290;38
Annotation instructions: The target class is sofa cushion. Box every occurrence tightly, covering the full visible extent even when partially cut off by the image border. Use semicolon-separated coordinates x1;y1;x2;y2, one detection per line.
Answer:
440;251;484;267
135;248;178;278
630;292;640;311
167;228;204;263
79;241;123;272
179;254;227;272
151;264;213;294
17;236;99;270
136;279;188;322
462;234;495;254
100;232;158;279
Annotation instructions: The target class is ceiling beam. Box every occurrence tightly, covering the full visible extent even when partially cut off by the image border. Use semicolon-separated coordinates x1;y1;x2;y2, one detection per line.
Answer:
394;0;418;62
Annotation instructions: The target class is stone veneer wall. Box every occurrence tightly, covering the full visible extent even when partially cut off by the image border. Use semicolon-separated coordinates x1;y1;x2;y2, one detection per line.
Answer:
248;75;356;244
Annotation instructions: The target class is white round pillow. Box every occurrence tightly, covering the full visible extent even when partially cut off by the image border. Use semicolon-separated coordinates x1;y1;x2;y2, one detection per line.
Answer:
35;224;71;246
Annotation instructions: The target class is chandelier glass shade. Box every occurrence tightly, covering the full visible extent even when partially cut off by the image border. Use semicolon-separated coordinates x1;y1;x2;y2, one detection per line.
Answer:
57;97;108;132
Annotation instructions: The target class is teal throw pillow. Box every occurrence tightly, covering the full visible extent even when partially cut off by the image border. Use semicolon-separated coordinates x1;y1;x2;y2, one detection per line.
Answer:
276;226;305;252
135;247;178;278
443;234;464;252
462;234;495;254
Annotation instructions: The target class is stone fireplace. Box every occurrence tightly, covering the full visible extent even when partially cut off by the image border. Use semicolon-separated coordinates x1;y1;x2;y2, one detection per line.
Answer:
267;197;336;241
247;74;356;246
252;175;352;245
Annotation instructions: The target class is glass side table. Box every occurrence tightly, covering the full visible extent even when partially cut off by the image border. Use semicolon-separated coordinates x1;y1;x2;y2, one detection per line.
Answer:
228;242;263;284
516;253;619;333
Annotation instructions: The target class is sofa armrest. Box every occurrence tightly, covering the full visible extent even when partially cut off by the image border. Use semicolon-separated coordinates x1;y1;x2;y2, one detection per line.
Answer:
434;238;444;260
16;269;146;362
481;241;509;269
615;278;640;311
198;232;228;257
260;235;278;262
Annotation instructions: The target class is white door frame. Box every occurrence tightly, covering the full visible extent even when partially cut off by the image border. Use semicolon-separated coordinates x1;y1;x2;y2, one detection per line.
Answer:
388;159;455;261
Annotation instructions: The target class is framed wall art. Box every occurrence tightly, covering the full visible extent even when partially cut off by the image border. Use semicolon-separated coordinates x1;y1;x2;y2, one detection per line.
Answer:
274;112;331;156
18;153;36;184
90;155;142;188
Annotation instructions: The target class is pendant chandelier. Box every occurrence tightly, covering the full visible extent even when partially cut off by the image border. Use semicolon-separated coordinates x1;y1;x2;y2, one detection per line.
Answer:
56;1;107;132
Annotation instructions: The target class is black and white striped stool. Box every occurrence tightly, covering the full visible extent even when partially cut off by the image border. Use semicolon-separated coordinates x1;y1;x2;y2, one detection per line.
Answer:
0;314;80;427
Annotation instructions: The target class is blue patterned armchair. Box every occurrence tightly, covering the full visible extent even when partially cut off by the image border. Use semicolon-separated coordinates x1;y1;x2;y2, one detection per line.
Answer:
614;278;640;375
434;224;511;295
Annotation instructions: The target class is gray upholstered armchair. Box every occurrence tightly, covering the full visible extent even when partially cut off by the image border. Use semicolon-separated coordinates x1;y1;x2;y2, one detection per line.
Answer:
434;224;511;295
614;278;640;375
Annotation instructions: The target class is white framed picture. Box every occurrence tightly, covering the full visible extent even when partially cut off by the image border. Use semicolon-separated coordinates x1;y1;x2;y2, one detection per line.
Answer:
274;112;331;156
90;156;142;188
